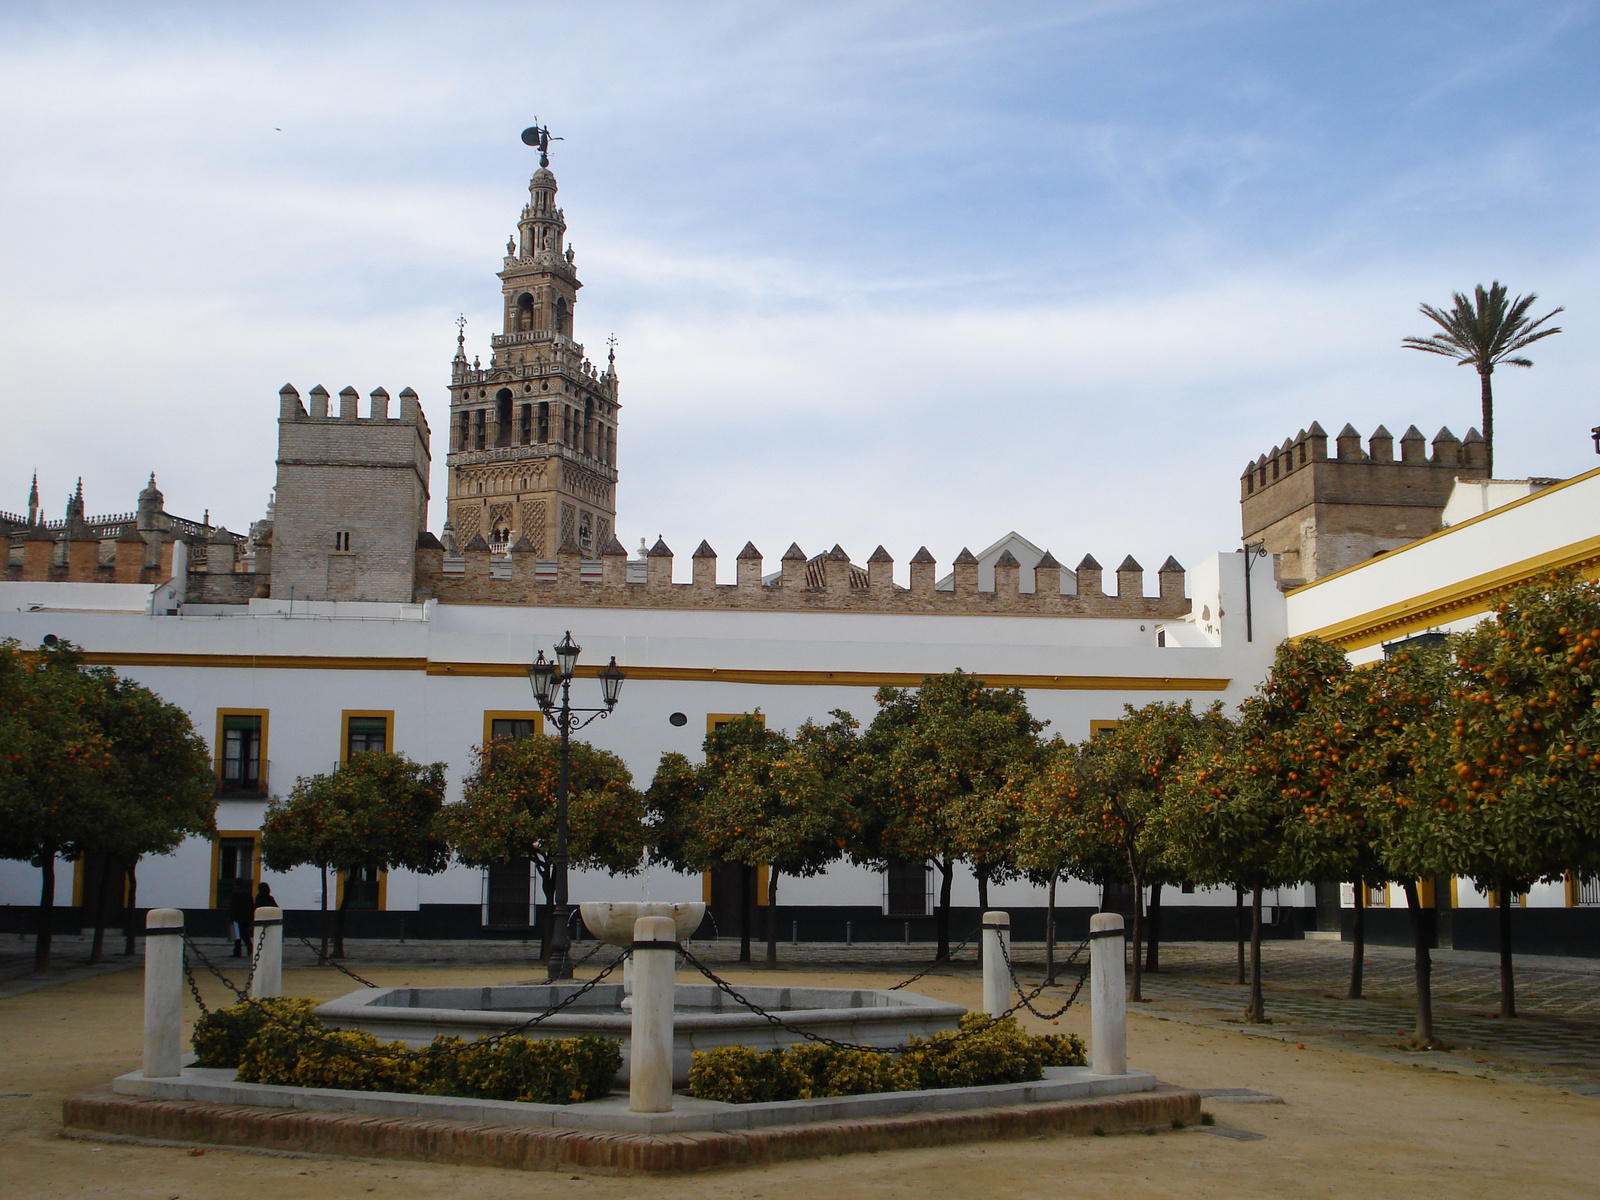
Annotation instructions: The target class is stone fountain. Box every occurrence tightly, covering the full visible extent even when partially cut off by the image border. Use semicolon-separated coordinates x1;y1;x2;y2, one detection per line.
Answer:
314;900;965;1086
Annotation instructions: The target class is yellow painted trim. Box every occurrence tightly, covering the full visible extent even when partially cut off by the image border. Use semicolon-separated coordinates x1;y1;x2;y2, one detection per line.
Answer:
1294;533;1600;651
1450;875;1459;908
702;871;712;905
1567;873;1579;908
340;710;394;766
70;649;1232;693
214;708;270;794
80;652;427;672
757;863;770;907
209;831;262;909
1417;877;1436;908
707;712;766;733
482;710;545;746
1289;463;1600;595
72;857;84;907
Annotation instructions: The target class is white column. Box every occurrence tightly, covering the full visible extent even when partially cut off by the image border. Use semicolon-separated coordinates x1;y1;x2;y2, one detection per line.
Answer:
1089;912;1127;1076
981;910;1010;1017
250;907;283;999
143;908;184;1078
629;915;676;1113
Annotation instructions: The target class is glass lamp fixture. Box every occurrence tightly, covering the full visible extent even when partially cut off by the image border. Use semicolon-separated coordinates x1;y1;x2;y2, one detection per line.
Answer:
598;656;626;708
554;631;581;680
527;651;556;708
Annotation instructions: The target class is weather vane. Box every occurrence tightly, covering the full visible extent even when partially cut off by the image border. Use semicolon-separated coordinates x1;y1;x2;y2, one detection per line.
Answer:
521;122;562;167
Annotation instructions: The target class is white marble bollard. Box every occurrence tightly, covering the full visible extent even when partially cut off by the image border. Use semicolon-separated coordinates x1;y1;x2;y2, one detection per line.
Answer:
250;907;283;999
981;910;1011;1017
143;908;184;1078
629;915;676;1113
1089;912;1127;1076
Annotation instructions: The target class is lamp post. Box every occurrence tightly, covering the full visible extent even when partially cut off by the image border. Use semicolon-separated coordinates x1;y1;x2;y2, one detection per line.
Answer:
528;632;625;981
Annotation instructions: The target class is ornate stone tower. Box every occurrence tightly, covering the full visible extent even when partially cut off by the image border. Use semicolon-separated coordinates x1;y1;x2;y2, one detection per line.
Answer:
445;136;619;557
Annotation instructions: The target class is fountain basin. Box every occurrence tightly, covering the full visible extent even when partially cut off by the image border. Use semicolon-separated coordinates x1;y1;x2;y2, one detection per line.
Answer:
316;983;965;1087
578;901;706;946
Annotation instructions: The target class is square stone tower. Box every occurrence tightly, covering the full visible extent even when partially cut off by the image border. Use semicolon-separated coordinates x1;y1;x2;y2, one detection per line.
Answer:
271;383;431;602
446;140;619;557
1240;421;1488;587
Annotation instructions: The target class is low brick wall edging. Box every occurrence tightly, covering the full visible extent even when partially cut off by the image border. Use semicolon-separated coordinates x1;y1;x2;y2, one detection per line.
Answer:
63;1084;1201;1175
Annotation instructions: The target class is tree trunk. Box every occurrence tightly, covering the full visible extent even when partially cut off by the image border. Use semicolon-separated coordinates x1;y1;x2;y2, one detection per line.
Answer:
1245;885;1265;1023
1129;868;1145;1002
738;864;752;964
765;868;779;967
1144;882;1162;974
1348;878;1365;1000
537;866;556;963
1402;879;1434;1046
1234;885;1245;985
88;854;115;965
1044;874;1057;985
334;874;350;959
1479;367;1495;478
318;864;329;964
935;860;954;961
34;850;56;973
122;859;139;957
1498;881;1516;1019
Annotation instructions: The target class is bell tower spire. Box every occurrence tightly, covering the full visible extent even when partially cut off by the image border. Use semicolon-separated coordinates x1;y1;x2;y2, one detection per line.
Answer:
444;128;620;559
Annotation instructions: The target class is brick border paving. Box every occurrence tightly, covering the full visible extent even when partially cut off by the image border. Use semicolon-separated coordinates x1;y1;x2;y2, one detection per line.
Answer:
62;1084;1200;1174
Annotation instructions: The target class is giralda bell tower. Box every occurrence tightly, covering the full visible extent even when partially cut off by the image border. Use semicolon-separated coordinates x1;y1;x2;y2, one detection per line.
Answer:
445;127;619;557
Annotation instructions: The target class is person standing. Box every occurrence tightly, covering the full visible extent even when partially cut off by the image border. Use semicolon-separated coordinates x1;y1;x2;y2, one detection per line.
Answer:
228;880;254;957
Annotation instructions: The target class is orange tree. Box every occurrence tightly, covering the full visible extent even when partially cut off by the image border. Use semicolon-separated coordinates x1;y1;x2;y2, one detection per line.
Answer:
1427;573;1600;1019
857;671;1045;961
0;639;115;971
81;671;215;962
1167;639;1352;1022
1010;738;1128;981
262;752;450;959
438;733;644;960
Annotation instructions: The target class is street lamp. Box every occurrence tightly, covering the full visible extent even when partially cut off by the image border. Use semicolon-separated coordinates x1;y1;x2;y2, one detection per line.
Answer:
527;632;625;981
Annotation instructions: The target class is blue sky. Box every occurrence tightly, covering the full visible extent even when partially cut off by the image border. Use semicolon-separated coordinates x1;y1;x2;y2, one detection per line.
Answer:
2;1;1596;579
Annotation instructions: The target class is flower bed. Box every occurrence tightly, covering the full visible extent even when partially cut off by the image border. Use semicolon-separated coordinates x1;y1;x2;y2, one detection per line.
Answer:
687;1014;1085;1104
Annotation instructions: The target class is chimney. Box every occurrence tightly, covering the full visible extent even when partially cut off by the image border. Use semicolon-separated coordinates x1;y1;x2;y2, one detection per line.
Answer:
867;545;894;595
1076;554;1102;598
780;542;807;590
1116;555;1144;600
646;536;673;589
736;541;763;591
909;546;936;598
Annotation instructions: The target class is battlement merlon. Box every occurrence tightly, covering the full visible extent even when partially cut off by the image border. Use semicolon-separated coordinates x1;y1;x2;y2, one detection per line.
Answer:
1240;420;1487;505
414;541;1190;619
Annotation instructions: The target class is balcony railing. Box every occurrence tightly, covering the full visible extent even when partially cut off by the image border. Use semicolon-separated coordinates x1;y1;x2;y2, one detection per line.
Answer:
216;761;270;797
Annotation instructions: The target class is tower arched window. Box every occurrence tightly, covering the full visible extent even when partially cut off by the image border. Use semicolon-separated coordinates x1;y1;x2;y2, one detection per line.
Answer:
554;296;570;338
584;399;594;455
537;401;549;442
516;294;535;333
495;390;513;447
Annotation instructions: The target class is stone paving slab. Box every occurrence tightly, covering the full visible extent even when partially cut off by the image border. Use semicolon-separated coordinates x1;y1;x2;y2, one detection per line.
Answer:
63;1082;1201;1174
112;1065;1158;1134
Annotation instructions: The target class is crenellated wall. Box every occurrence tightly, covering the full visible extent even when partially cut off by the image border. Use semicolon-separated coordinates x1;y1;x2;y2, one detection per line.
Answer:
415;538;1190;618
1240;420;1490;586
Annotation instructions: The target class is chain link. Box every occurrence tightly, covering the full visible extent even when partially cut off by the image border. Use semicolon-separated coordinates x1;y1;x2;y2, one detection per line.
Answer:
998;934;1091;1022
886;926;981;992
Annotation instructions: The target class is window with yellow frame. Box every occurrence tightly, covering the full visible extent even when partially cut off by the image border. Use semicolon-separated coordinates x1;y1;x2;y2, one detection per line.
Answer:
341;710;394;765
1089;719;1120;738
215;709;269;795
483;710;544;746
210;830;262;908
707;712;766;734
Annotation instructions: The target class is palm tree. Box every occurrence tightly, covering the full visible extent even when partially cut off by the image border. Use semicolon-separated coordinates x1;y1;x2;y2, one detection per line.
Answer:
1402;282;1562;477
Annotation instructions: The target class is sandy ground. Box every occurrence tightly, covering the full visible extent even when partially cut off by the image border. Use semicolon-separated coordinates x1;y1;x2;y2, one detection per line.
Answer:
2;959;1596;1199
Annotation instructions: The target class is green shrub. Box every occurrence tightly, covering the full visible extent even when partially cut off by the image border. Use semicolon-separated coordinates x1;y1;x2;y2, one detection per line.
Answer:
191;997;319;1068
687;1016;1082;1103
416;1034;620;1104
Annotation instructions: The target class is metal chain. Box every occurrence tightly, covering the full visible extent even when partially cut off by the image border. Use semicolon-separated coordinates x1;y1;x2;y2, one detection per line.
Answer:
887;926;981;992
182;954;212;1016
183;933;626;1065
998;934;1091;1022
296;939;384;988
184;934;264;1008
677;944;897;1054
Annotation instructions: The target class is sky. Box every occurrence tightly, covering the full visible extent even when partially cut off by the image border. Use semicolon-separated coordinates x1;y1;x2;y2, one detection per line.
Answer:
2;1;1597;581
